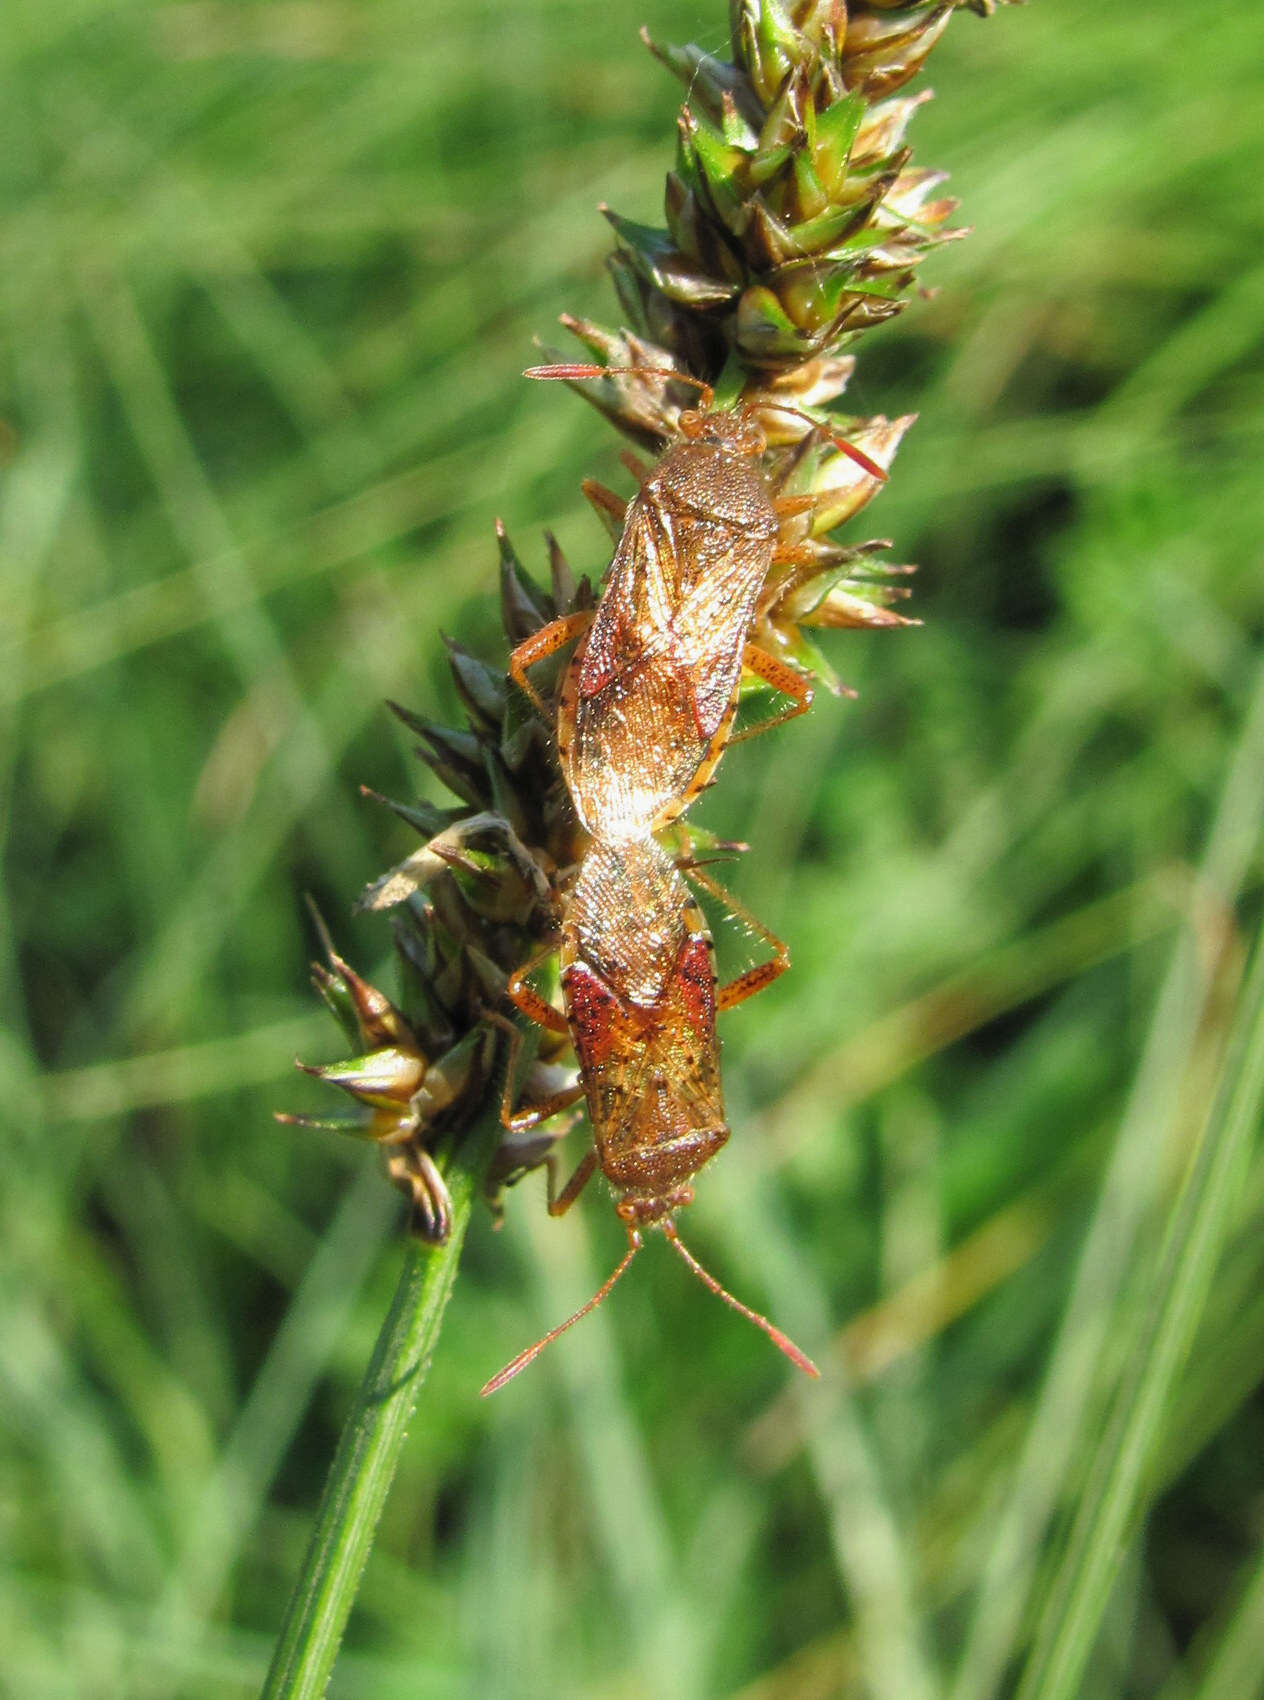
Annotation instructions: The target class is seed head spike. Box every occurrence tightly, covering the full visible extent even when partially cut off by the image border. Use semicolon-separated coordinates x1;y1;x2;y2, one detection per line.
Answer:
663;1220;820;1378
479;1231;644;1396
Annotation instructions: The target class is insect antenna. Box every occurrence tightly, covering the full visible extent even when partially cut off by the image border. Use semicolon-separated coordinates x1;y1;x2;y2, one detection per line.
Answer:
525;362;714;407
758;400;890;483
525;364;886;484
663;1220;820;1379
479;1231;644;1396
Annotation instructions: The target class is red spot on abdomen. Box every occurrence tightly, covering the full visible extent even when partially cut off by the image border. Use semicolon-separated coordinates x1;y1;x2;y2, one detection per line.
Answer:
675;936;716;1033
563;963;621;1067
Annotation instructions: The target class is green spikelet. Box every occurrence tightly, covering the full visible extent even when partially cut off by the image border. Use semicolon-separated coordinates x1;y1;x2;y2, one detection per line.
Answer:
596;0;1017;379
281;533;594;1239
550;0;1016;689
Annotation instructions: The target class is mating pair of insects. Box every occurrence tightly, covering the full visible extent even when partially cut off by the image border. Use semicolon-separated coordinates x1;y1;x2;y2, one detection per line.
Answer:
481;362;888;1394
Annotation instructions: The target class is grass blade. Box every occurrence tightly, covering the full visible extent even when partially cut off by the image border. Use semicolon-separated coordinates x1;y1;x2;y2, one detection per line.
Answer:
258;1096;504;1700
1014;912;1264;1700
951;658;1264;1700
1186;1541;1264;1700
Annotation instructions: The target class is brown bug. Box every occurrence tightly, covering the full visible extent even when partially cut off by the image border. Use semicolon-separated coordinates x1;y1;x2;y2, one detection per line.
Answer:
482;834;818;1394
508;365;887;840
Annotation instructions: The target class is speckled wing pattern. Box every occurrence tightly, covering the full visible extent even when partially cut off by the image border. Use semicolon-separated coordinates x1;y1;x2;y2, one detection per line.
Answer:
563;440;778;837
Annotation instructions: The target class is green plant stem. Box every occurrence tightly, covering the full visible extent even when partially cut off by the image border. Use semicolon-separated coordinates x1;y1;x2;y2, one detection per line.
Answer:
1014;910;1264;1700
259;1097;504;1700
1189;1541;1264;1700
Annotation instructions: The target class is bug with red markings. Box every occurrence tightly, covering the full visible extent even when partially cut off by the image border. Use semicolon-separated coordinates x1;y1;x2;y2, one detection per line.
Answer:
477;363;889;1389
483;834;817;1393
508;364;889;840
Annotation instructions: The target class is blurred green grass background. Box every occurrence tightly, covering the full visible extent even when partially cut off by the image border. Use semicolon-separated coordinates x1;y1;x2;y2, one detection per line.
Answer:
5;0;1264;1696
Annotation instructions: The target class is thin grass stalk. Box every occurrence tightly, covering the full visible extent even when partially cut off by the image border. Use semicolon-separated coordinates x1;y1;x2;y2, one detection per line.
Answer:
1185;1542;1264;1700
1014;910;1264;1700
951;656;1264;1700
258;1095;504;1700
149;1164;395;1666
712;1156;941;1700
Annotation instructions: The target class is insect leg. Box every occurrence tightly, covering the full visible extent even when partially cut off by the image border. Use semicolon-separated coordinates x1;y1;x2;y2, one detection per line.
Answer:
486;1006;593;1217
501;940;566;1029
660;649;812;826
485;953;573;1129
485;1006;584;1134
507;942;571;1036
503;1076;586;1134
726;644;814;746
769;541;819;566
771;493;818;521
683;862;791;1011
716;957;788;1011
581;478;629;540
547;1146;598;1217
508;611;593;722
617;449;652;486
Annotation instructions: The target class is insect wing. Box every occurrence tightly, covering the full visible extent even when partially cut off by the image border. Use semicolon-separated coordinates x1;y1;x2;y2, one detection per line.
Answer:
671;512;773;738
576;492;675;700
